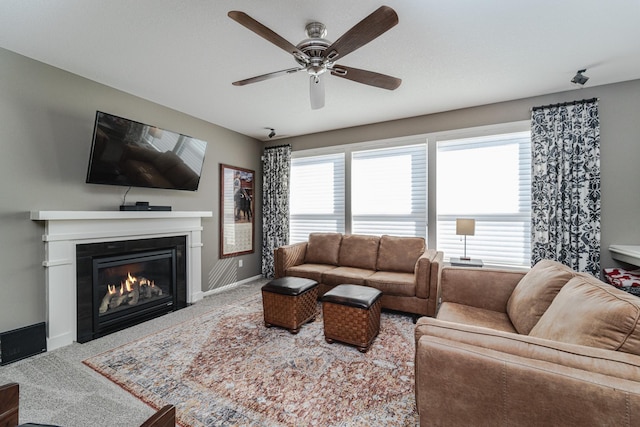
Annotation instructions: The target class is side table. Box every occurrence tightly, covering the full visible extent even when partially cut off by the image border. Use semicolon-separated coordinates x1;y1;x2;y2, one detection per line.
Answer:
450;257;484;267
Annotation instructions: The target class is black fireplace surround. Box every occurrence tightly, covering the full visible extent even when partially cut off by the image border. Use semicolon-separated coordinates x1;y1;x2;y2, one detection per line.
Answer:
76;236;188;343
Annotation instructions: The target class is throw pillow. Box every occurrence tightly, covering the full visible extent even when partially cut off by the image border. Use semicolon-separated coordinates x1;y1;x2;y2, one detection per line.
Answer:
604;267;640;296
529;275;640;355
376;235;425;273
304;233;342;265
506;259;575;334
338;234;380;270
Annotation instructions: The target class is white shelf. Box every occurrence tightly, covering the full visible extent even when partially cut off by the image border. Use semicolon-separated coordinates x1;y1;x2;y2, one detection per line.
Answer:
609;245;640;267
30;210;212;220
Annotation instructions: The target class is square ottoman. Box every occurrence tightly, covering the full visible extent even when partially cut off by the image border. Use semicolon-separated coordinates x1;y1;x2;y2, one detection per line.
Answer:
321;284;382;352
261;277;319;334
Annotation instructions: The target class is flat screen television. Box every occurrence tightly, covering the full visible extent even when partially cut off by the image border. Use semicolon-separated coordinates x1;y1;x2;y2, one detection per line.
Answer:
86;111;208;191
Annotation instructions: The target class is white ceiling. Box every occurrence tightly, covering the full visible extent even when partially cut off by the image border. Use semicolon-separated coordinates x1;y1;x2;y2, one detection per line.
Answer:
1;1;639;141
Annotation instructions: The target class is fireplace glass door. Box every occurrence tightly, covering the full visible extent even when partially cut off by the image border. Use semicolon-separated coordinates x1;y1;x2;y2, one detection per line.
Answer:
93;249;177;333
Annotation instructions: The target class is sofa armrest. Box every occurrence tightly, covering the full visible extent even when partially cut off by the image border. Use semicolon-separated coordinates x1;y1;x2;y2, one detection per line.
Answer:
416;317;640;380
414;249;444;316
273;242;307;278
440;266;526;312
415;318;640;425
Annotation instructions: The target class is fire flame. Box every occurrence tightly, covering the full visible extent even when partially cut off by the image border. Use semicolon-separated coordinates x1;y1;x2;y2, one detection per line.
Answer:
100;271;162;315
139;278;154;286
123;272;138;293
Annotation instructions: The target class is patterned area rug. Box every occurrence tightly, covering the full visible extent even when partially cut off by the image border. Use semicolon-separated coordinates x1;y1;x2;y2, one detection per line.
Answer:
84;295;418;426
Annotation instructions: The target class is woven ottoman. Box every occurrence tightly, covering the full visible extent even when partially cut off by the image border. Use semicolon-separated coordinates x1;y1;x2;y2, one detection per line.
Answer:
321;284;382;352
261;277;319;334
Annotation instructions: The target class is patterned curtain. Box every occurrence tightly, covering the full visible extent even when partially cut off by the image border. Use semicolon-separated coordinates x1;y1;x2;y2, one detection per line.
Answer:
530;98;600;275
262;145;291;278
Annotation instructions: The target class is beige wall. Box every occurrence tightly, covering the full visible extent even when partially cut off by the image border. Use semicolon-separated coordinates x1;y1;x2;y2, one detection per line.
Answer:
269;79;640;274
0;48;263;333
3;42;639;336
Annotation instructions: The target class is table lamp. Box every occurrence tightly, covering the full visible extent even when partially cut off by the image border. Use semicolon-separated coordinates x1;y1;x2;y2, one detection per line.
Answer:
456;218;475;260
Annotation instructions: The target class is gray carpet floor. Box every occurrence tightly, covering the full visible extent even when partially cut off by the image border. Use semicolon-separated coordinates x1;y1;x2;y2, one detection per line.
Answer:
0;278;267;427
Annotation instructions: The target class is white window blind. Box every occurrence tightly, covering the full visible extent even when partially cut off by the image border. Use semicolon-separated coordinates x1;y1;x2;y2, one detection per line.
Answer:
437;131;531;267
289;153;345;243
351;144;427;237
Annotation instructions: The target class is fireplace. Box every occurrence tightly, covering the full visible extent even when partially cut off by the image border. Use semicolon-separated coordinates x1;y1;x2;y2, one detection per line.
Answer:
76;236;187;343
31;210;211;350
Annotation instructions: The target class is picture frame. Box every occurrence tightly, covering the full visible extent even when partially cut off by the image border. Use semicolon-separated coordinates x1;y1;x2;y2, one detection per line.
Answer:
219;164;255;258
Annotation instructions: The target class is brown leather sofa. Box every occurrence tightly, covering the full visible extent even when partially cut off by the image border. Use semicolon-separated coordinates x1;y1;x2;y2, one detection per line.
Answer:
274;232;444;316
414;260;640;426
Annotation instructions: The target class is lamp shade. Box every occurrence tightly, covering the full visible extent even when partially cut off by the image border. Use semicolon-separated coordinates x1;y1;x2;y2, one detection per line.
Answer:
148;127;164;139
456;218;475;236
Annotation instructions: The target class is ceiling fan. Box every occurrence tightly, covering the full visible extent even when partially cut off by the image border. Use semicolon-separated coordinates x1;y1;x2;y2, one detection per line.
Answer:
228;6;402;110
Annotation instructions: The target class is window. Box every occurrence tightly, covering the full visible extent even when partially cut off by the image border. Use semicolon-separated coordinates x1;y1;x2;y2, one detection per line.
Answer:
287;124;531;268
436;131;531;267
351;144;427;237
289;153;345;243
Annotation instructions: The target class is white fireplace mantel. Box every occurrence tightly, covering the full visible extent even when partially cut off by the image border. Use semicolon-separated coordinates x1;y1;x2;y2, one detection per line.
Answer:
31;210;212;350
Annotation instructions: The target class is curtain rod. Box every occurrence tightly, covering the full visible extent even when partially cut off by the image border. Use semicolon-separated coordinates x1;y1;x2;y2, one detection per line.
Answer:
531;97;599;112
263;144;291;150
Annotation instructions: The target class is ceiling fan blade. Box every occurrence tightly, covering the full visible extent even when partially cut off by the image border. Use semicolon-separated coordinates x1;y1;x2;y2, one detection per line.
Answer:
322;6;398;62
309;75;325;110
232;67;303;86
228;11;309;63
331;65;401;90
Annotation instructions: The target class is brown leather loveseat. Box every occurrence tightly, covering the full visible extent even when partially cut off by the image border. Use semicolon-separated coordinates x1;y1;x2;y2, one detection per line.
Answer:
274;232;444;317
414;259;640;425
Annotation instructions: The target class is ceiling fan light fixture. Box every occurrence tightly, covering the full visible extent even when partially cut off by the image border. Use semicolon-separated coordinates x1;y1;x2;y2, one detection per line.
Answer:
571;69;589;85
310;75;325;110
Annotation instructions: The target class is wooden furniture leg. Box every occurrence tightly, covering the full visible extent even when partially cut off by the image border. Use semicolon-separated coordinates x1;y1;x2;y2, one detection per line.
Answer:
0;383;19;427
139;405;175;427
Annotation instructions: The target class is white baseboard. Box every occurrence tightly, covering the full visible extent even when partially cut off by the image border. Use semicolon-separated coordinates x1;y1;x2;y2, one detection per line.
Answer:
202;274;264;298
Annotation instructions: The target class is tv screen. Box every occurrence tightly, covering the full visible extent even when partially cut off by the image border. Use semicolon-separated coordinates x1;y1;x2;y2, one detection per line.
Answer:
86;111;207;191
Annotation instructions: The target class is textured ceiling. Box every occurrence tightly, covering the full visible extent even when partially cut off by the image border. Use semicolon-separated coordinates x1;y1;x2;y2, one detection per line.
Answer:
1;0;639;141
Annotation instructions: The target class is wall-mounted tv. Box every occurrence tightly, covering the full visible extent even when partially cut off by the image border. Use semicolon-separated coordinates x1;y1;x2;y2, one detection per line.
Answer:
86;111;208;191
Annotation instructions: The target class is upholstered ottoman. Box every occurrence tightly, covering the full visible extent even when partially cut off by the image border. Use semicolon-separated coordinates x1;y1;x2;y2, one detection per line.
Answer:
321;284;382;352
261;277;319;334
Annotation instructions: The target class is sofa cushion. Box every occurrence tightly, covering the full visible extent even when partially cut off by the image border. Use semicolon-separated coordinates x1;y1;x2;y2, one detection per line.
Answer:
304;233;342;265
376;235;425;273
529;275;640;355
366;271;416;297
286;264;338;284
321;266;375;287
506;259;575;334
338;234;380;270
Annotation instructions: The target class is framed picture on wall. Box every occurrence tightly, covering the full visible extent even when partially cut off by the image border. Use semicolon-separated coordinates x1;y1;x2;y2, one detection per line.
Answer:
220;164;255;258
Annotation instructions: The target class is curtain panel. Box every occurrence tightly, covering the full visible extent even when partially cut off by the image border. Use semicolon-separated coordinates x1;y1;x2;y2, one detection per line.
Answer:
261;145;291;278
530;99;600;275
